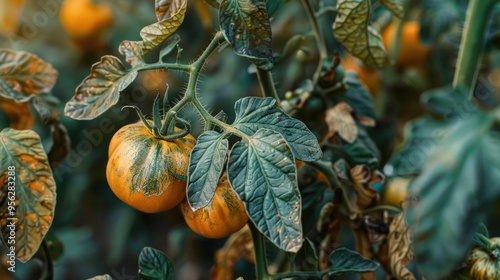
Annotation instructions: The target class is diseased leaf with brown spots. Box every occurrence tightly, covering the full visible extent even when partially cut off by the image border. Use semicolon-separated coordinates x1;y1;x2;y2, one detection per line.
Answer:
0;49;58;96
333;0;386;67
380;0;404;18
124;0;187;56
219;0;274;70
388;212;415;280
210;225;254;280
325;102;358;143
64;56;138;120
0;128;56;263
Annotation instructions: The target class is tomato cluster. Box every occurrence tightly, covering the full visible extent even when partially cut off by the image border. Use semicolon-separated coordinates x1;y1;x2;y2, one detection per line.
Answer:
106;121;248;238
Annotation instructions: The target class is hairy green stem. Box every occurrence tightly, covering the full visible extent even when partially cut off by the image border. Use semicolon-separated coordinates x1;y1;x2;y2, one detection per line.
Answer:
256;68;280;102
41;239;54;280
452;0;499;95
249;222;272;280
138;61;191;73
301;0;328;84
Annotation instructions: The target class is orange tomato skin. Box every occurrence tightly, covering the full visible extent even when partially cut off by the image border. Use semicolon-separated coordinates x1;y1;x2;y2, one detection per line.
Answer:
106;122;196;213
60;0;113;40
180;176;249;239
382;21;431;68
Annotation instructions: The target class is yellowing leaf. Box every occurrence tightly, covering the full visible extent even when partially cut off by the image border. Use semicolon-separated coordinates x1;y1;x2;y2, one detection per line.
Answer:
64;55;138;120
325;102;358;143
0;49;58;96
0;128;56;263
333;0;386;67
125;0;187;55
388;212;415;280
380;0;404;18
156;0;186;21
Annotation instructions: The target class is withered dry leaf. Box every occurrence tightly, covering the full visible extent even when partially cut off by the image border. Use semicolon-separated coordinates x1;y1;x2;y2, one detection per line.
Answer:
350;165;382;209
388;212;415;280
325;102;358;143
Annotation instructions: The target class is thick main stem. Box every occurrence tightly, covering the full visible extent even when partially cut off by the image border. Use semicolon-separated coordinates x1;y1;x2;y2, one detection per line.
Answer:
452;0;498;95
249;222;271;280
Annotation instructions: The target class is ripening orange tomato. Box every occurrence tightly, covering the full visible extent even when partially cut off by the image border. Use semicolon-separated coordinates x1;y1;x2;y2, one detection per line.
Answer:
382;21;431;68
180;175;249;239
106;121;196;213
60;0;113;50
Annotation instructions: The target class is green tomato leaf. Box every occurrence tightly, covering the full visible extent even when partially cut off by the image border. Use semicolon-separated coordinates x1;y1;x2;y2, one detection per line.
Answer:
228;128;302;253
406;113;496;278
159;34;181;61
0;128;56;263
301;181;333;233
333;0;386;67
138;246;174;280
387;87;478;176
419;0;462;45
0;49;58;96
420;85;477;119
341;125;380;170
233;97;322;162
380;0;404;18
64;56;138;120
187;131;228;211
387;116;449;176
328;248;379;275
219;0;274;70
266;0;285;17
341;71;376;123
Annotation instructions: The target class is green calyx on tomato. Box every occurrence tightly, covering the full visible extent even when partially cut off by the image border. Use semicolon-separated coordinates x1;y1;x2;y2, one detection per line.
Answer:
123;92;191;142
467;226;500;279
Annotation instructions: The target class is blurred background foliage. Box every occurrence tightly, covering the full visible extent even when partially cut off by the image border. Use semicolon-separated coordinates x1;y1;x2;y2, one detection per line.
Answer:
0;0;499;279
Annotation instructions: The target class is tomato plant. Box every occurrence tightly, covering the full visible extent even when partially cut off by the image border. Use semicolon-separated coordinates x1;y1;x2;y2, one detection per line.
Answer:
1;0;500;279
